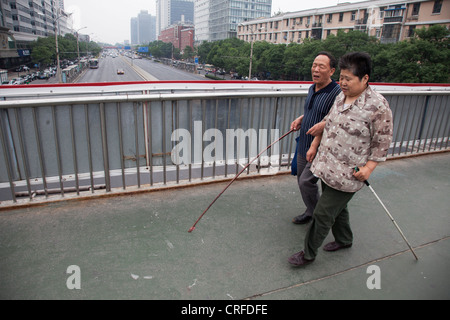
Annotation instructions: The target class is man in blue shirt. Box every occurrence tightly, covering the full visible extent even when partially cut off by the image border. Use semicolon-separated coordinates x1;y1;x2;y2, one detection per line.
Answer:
290;52;341;224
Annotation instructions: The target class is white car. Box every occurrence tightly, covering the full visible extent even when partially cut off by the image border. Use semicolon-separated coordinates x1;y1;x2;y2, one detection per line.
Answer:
10;78;24;85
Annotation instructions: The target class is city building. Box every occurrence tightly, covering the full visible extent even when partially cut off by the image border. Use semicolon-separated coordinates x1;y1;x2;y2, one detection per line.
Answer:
131;10;157;45
194;0;209;42
0;0;72;69
140;10;156;44
196;0;272;42
158;22;194;52
130;17;138;45
156;0;194;37
238;0;449;44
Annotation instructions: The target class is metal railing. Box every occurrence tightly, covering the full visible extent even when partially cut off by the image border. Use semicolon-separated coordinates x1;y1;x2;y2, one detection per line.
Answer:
0;82;449;204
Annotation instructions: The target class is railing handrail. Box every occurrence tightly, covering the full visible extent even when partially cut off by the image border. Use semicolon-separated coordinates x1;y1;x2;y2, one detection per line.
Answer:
1;89;449;108
1;82;449;204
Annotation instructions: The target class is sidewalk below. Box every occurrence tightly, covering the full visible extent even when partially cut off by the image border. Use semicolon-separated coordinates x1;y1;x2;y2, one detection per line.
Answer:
0;153;449;300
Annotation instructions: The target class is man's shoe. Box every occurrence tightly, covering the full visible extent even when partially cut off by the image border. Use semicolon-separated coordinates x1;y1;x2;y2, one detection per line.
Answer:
323;241;352;252
288;250;315;266
292;213;312;224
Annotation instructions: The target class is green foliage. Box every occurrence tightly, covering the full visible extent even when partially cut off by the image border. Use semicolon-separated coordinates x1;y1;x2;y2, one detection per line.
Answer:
182;46;195;61
195;26;449;83
30;33;102;67
148;40;174;59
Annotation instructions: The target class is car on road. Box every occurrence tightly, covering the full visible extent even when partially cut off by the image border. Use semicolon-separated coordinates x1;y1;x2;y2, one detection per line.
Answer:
9;77;24;85
14;65;29;72
117;69;124;75
37;71;50;79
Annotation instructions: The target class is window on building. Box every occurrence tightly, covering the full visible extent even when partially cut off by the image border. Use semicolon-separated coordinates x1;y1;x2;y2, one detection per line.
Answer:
351;11;356;21
432;0;442;14
327;14;332;23
382;24;401;40
339;12;344;22
412;3;420;16
376;28;381;38
8;36;15;49
408;26;416;37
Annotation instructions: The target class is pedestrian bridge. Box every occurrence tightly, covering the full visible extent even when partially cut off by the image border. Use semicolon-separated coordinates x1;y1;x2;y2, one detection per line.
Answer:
0;81;449;301
0;81;448;205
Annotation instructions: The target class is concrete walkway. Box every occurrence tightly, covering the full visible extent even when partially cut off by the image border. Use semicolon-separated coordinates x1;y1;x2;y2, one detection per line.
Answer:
0;153;449;300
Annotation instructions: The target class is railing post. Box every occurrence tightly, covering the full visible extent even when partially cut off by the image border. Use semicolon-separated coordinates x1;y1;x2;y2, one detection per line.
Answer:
99;102;111;192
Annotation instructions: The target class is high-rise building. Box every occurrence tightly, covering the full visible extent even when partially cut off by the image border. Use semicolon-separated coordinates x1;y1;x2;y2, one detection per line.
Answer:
57;0;64;10
0;0;71;68
1;0;71;38
156;0;194;37
130;17;138;45
194;0;209;43
195;0;272;42
138;10;156;44
131;10;156;45
171;0;194;24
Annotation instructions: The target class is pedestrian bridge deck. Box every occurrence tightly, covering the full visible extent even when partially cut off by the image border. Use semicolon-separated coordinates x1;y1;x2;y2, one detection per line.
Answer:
0;152;449;300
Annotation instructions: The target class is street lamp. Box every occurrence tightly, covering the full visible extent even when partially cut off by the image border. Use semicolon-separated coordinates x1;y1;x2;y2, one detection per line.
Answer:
74;26;87;61
249;33;254;79
37;11;70;83
247;25;264;80
53;10;72;83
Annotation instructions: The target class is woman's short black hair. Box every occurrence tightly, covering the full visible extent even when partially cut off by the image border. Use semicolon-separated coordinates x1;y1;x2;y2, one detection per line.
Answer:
339;52;372;80
317;51;337;69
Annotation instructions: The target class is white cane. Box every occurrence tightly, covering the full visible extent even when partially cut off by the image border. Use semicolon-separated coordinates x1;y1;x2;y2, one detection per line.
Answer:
355;167;418;260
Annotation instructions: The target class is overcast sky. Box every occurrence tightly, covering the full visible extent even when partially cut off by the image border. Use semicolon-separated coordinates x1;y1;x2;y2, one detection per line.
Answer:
64;0;363;44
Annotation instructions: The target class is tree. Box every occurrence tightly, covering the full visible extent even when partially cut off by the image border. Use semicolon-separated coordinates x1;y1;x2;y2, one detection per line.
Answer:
197;41;215;64
31;45;54;66
30;33;102;68
371;25;449;83
260;44;285;79
148;40;174;59
195;25;449;83
182;46;194;61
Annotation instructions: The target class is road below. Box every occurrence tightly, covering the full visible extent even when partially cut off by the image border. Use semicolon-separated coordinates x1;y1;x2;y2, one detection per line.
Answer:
76;55;206;83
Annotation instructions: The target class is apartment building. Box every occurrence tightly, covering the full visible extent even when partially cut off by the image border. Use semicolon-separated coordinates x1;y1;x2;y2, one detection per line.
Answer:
238;0;449;44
